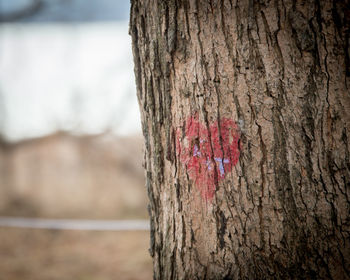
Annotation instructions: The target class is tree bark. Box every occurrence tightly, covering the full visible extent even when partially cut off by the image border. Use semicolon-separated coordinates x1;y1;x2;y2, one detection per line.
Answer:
130;0;350;279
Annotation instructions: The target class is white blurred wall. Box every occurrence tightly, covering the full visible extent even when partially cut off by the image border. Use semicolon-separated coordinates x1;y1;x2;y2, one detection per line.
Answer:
0;22;141;142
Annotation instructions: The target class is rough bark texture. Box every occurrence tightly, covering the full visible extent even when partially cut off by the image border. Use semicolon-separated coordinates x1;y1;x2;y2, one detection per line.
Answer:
130;0;350;279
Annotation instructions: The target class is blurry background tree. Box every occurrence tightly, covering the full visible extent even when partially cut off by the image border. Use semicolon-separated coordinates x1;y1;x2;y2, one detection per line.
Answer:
130;0;350;279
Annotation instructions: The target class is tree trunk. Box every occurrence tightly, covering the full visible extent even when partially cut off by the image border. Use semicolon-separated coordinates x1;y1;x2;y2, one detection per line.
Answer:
130;0;350;279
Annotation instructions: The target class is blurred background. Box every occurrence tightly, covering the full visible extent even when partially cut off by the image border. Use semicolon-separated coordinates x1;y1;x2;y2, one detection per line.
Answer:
0;0;151;279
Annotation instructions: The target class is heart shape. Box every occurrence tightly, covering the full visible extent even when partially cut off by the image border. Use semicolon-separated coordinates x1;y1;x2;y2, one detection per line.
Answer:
177;115;241;201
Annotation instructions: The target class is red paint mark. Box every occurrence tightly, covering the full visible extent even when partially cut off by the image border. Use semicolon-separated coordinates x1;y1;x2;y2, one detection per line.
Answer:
177;115;241;201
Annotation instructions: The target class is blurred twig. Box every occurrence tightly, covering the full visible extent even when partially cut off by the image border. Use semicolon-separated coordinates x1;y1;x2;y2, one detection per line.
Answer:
0;0;43;22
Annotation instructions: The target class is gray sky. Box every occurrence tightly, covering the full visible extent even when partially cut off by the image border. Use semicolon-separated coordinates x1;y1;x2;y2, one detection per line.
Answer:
0;0;130;22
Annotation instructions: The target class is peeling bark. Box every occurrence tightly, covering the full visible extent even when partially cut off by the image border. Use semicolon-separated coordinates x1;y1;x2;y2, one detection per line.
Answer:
130;0;350;279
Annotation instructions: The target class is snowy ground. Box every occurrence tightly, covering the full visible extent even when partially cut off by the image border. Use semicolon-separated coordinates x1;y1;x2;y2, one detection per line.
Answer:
0;21;141;142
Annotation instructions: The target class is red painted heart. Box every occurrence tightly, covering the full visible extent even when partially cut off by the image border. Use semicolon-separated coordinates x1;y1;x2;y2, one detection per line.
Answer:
177;115;241;201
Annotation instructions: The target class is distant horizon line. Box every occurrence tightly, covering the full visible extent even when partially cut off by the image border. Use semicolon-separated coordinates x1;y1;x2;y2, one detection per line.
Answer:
0;129;143;146
0;216;150;231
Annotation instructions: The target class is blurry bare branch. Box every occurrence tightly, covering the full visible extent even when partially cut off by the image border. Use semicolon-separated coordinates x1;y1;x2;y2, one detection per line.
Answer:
0;0;43;22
